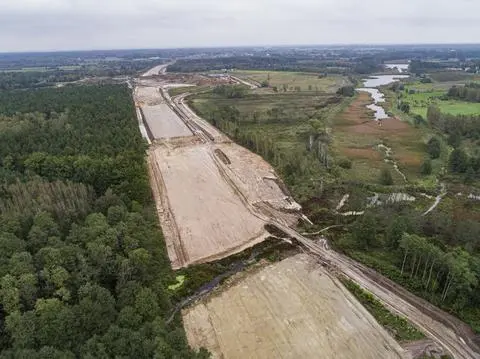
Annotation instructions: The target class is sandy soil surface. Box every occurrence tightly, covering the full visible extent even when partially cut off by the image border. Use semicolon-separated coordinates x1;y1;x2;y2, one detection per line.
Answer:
141;105;192;139
138;82;301;268
141;63;169;77
403;339;446;358
135;86;193;139
216;143;300;224
173;93;227;142
183;254;408;359
136;86;163;105
150;143;268;268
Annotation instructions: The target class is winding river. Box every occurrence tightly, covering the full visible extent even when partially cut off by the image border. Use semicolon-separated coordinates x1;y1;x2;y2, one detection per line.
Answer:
357;75;409;120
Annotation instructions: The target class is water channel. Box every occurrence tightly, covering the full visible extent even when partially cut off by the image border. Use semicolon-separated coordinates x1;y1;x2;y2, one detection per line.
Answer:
356;75;409;120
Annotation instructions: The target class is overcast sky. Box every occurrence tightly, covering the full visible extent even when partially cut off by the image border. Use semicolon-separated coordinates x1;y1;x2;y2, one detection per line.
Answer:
1;0;479;52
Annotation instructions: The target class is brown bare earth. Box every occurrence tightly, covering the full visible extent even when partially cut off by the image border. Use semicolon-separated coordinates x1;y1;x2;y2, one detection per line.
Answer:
338;93;411;135
183;254;409;359
149;142;267;268
342;147;383;160
334;92;424;181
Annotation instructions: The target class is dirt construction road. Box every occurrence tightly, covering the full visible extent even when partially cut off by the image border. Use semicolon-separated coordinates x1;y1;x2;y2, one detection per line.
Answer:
274;222;480;359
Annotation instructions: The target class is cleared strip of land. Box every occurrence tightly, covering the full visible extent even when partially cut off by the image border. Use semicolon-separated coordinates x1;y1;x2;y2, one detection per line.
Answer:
141;105;192;139
135;86;193;139
136;81;300;268
150;143;268;268
183;254;408;359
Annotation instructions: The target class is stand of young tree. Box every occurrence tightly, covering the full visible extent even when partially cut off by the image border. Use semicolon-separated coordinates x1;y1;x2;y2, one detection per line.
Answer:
0;85;208;358
447;83;480;103
189;95;336;202
427;105;480;181
341;209;480;332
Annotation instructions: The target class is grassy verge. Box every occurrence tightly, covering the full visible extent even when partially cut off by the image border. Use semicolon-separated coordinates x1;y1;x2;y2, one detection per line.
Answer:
341;278;425;342
341;247;480;334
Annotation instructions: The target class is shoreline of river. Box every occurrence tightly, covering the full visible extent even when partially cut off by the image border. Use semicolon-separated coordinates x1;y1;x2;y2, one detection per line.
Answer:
356;74;409;121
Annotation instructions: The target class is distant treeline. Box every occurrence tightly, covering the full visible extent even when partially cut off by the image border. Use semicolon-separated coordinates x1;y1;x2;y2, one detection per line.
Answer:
447;83;480;103
167;56;381;75
427;105;480;141
0;60;160;90
427;105;480;179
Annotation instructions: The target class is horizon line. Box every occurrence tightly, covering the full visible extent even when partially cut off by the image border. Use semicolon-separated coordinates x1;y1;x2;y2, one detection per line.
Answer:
2;42;480;55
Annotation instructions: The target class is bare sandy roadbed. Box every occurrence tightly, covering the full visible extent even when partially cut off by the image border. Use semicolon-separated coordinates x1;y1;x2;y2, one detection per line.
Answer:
183;254;408;359
141;105;192;139
136;78;301;269
135;86;192;139
150;142;269;268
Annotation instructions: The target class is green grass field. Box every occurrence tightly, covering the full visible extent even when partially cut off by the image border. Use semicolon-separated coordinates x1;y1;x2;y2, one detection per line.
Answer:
1;67;51;73
234;70;350;93
401;85;480;118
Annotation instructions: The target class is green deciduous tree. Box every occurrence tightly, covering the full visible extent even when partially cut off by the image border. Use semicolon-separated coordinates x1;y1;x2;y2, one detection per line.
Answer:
380;168;394;185
427;137;441;159
450;148;468;173
352;213;377;250
421;158;433;175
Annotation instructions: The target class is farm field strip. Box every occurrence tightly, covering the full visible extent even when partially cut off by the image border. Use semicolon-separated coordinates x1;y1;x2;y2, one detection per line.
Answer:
400;87;480;118
234;70;348;92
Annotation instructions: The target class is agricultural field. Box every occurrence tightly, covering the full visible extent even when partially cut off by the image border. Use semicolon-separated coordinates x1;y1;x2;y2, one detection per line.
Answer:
399;84;480;118
234;70;350;92
183;254;408;359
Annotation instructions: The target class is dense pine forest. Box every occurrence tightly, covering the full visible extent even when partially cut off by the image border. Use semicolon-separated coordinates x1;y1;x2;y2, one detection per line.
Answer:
0;85;208;358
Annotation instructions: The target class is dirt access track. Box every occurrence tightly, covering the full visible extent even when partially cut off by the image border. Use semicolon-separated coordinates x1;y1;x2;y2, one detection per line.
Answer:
134;78;300;269
183;254;409;359
274;222;480;359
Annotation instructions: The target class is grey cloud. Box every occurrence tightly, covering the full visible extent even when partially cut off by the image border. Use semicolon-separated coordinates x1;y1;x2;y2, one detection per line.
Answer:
0;0;479;52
